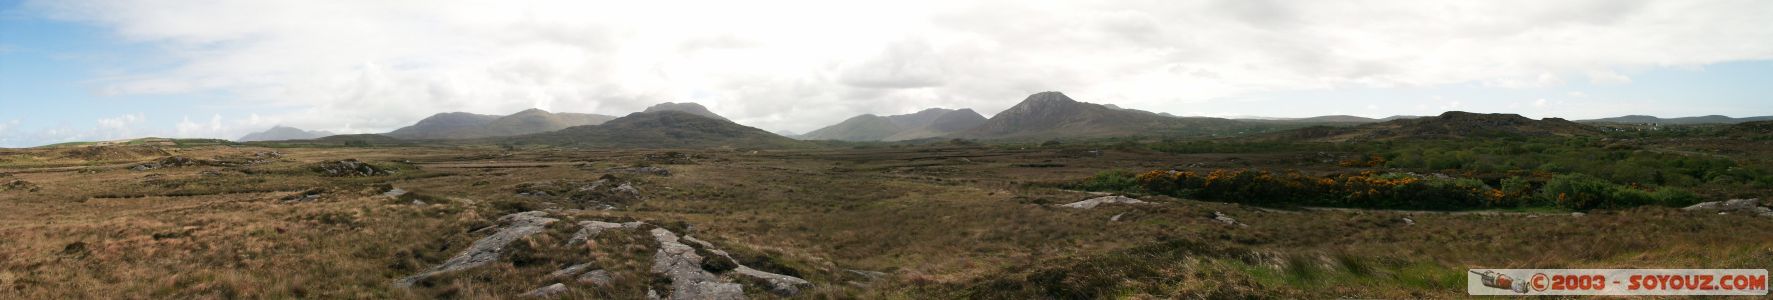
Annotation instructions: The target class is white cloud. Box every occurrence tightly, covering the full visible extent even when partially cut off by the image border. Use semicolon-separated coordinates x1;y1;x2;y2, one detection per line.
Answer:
1534;98;1549;107
24;0;1773;132
95;113;146;140
1588;70;1634;85
174;114;231;138
1440;101;1463;111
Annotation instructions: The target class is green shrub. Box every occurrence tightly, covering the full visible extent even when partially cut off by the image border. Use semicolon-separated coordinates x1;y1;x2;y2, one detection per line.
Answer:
1537;174;1699;210
1650;188;1702;207
1073;170;1139;193
1540;174;1618;210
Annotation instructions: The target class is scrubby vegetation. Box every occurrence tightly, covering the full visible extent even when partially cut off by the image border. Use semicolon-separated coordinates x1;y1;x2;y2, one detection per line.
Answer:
1071;168;1705;211
1120;134;1773;207
4;136;1770;298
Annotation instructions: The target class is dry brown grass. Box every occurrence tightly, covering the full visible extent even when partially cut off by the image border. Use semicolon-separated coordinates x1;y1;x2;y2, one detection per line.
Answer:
0;144;1768;299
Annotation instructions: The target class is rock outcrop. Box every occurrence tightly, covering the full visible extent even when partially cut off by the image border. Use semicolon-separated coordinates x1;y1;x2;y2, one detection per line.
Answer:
678;235;811;296
566;221;624;246
578;269;612;285
607;166;672;176
1683;199;1772;217
513;178;643;210
650;228;745;300
395;211;559;288
313;159;393;177
1060;195;1147;209
1212;211;1246;227
646;227;814;298
131;156;207;171
2;180;39;192
519;283;569;298
280;188;326;203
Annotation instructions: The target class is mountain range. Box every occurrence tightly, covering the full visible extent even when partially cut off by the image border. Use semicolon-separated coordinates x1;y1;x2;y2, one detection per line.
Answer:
242;92;1768;149
385;109;616;140
799;108;987;141
504;110;803;149
1578;115;1773;125
642;102;730;122
952;91;1252;139
1230;115;1425;123
238;126;335;142
1257;111;1603;142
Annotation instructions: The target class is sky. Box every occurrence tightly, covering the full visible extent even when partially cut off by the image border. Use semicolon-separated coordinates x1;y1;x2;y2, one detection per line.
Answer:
1;0;1770;147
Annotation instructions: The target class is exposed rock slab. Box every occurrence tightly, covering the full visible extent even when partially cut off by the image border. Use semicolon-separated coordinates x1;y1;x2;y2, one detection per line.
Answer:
2;180;40;192
1684;199;1772;217
682;235;812;296
313;159;392;176
650;228;743;300
607;166;672;176
519;283;568;298
567;221;625;246
1212;211;1247;227
395;211;558;288
548;262;595;278
1060;195;1147;209
578;269;613;285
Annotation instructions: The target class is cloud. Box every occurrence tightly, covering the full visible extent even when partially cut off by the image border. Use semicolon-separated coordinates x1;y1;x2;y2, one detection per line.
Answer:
23;0;1773;132
1534;98;1549;107
1588;70;1634;85
95;113;146;140
1;113;157;147
838;40;947;89
175;114;229;138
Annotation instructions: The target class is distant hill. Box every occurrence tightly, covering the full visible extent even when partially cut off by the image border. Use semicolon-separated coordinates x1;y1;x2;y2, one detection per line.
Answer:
505;111;805;149
478;109;617;137
1723;120;1773;138
773;130;800;139
886;109;988;141
1262;111;1603;142
1235;115;1382;124
801;114;903;141
950;91;1248;139
642;102;730;122
1580;115;1773;125
385;112;500;139
238;126;335;142
800;108;987;141
385;109;615;139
